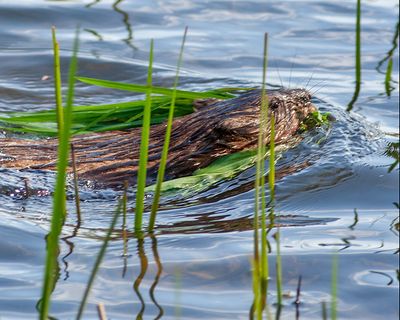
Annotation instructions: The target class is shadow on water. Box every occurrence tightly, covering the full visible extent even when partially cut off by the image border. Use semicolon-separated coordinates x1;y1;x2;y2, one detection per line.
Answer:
85;0;137;51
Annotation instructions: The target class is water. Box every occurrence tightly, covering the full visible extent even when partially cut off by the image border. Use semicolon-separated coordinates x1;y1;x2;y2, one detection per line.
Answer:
0;0;398;319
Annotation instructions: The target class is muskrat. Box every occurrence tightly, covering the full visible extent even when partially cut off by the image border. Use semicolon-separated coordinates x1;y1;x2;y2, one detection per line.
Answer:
0;88;316;188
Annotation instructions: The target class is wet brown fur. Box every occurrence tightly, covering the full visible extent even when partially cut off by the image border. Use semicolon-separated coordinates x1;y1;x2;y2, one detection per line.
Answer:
0;88;316;188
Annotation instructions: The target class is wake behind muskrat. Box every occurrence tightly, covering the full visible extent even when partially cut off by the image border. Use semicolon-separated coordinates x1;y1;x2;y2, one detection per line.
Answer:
0;88;316;188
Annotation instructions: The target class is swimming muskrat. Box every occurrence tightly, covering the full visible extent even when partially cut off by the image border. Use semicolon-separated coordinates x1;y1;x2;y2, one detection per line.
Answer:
0;88;316;188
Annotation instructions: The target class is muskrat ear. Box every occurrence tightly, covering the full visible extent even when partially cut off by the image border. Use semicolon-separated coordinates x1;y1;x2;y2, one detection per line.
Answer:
214;116;259;138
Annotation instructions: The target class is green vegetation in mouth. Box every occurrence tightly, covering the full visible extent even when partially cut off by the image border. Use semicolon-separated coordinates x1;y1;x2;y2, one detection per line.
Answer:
298;111;332;133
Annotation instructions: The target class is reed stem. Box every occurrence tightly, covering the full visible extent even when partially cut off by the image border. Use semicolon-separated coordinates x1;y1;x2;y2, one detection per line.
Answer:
134;39;154;233
347;0;362;111
148;27;188;232
40;27;79;320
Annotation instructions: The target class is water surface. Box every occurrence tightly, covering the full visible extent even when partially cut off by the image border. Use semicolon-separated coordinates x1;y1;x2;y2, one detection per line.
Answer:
0;0;398;319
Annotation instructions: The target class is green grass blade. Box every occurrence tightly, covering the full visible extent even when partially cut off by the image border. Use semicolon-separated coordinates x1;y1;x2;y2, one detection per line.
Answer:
347;0;362;111
259;33;269;315
385;57;393;96
148;27;188;232
252;32;270;320
275;225;283;307
72;107;117;134
331;254;339;320
76;200;122;320
268;115;275;199
134;40;154;233
70;144;81;220
40;27;79;320
270;114;283;307
52;26;64;132
122;181;128;258
0;86;245;136
76;76;231;99
376;22;398;96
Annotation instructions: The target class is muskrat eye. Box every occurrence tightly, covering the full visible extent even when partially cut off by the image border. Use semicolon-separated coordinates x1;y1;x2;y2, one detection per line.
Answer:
270;100;280;110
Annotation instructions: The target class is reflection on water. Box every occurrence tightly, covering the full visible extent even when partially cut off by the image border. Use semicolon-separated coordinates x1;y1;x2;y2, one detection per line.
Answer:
85;0;136;51
155;211;336;235
347;0;361;111
61;212;82;280
149;236;164;320
127;236;164;319
83;28;103;41
384;141;399;173
133;237;148;319
348;209;359;230
376;20;399;96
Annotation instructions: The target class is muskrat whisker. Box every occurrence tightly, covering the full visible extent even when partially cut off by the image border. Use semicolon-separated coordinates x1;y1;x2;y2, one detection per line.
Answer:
303;62;323;90
272;60;284;88
307;79;327;93
304;71;316;91
288;52;297;89
311;83;328;97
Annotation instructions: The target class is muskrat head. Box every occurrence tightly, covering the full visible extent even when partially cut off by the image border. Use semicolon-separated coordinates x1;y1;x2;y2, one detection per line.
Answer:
211;88;316;150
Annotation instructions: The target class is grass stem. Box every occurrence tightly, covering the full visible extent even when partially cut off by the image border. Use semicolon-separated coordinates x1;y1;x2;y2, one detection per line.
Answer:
40;27;79;320
148;27;188;232
134;39;154;233
52;26;64;132
259;33;269;312
252;32;270;320
70;143;81;220
122;180;128;257
331;254;339;320
347;0;361;111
